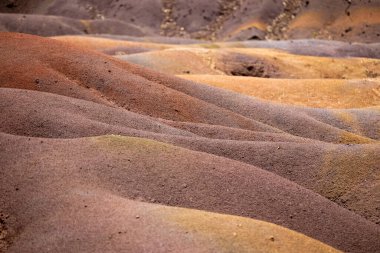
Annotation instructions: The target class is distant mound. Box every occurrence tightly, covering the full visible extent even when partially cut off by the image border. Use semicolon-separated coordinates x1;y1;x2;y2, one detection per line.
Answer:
114;47;380;79
1;33;378;143
0;13;148;36
1;0;379;42
178;75;380;109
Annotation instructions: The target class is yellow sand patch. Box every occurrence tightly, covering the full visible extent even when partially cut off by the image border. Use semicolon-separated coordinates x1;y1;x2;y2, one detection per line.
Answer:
163;207;340;253
178;75;380;109
93;135;174;152
199;43;221;49
227;20;268;38
119;48;224;75
289;7;380;32
51;35;173;51
319;144;380;201
79;20;92;34
325;7;380;28
334;111;362;134
288;11;325;30
338;131;375;144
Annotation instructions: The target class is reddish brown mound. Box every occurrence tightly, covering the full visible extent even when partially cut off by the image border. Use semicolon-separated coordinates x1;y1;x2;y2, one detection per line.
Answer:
0;193;341;253
0;88;303;142
1;88;379;225
1;32;380;252
0;32;377;144
1;132;378;252
0;33;282;134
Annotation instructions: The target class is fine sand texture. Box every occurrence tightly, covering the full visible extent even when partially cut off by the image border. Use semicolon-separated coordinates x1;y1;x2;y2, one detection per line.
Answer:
0;24;379;253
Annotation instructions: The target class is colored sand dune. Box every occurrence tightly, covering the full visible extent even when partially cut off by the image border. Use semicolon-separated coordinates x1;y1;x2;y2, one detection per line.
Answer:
0;1;379;253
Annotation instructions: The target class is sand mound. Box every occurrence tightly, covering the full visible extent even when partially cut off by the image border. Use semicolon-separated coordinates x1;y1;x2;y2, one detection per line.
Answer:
1;32;379;252
1;33;378;142
0;139;342;253
1;87;379;225
1;0;379;42
0;194;341;253
2;132;378;252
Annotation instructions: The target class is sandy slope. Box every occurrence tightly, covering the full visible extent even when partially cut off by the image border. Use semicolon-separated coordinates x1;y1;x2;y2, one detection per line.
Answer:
1;88;379;225
1;132;376;252
0;31;379;253
0;134;342;253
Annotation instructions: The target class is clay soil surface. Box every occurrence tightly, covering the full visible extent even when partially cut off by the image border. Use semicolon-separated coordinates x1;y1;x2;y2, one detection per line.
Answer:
1;2;380;253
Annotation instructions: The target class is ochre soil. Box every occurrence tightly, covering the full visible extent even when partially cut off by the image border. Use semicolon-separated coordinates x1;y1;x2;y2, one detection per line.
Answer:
178;75;380;109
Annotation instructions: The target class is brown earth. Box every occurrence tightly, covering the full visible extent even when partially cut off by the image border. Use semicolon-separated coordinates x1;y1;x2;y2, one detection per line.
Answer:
1;132;344;253
1;2;380;253
0;13;148;36
0;29;379;253
0;0;379;42
1;131;377;253
1;86;379;225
